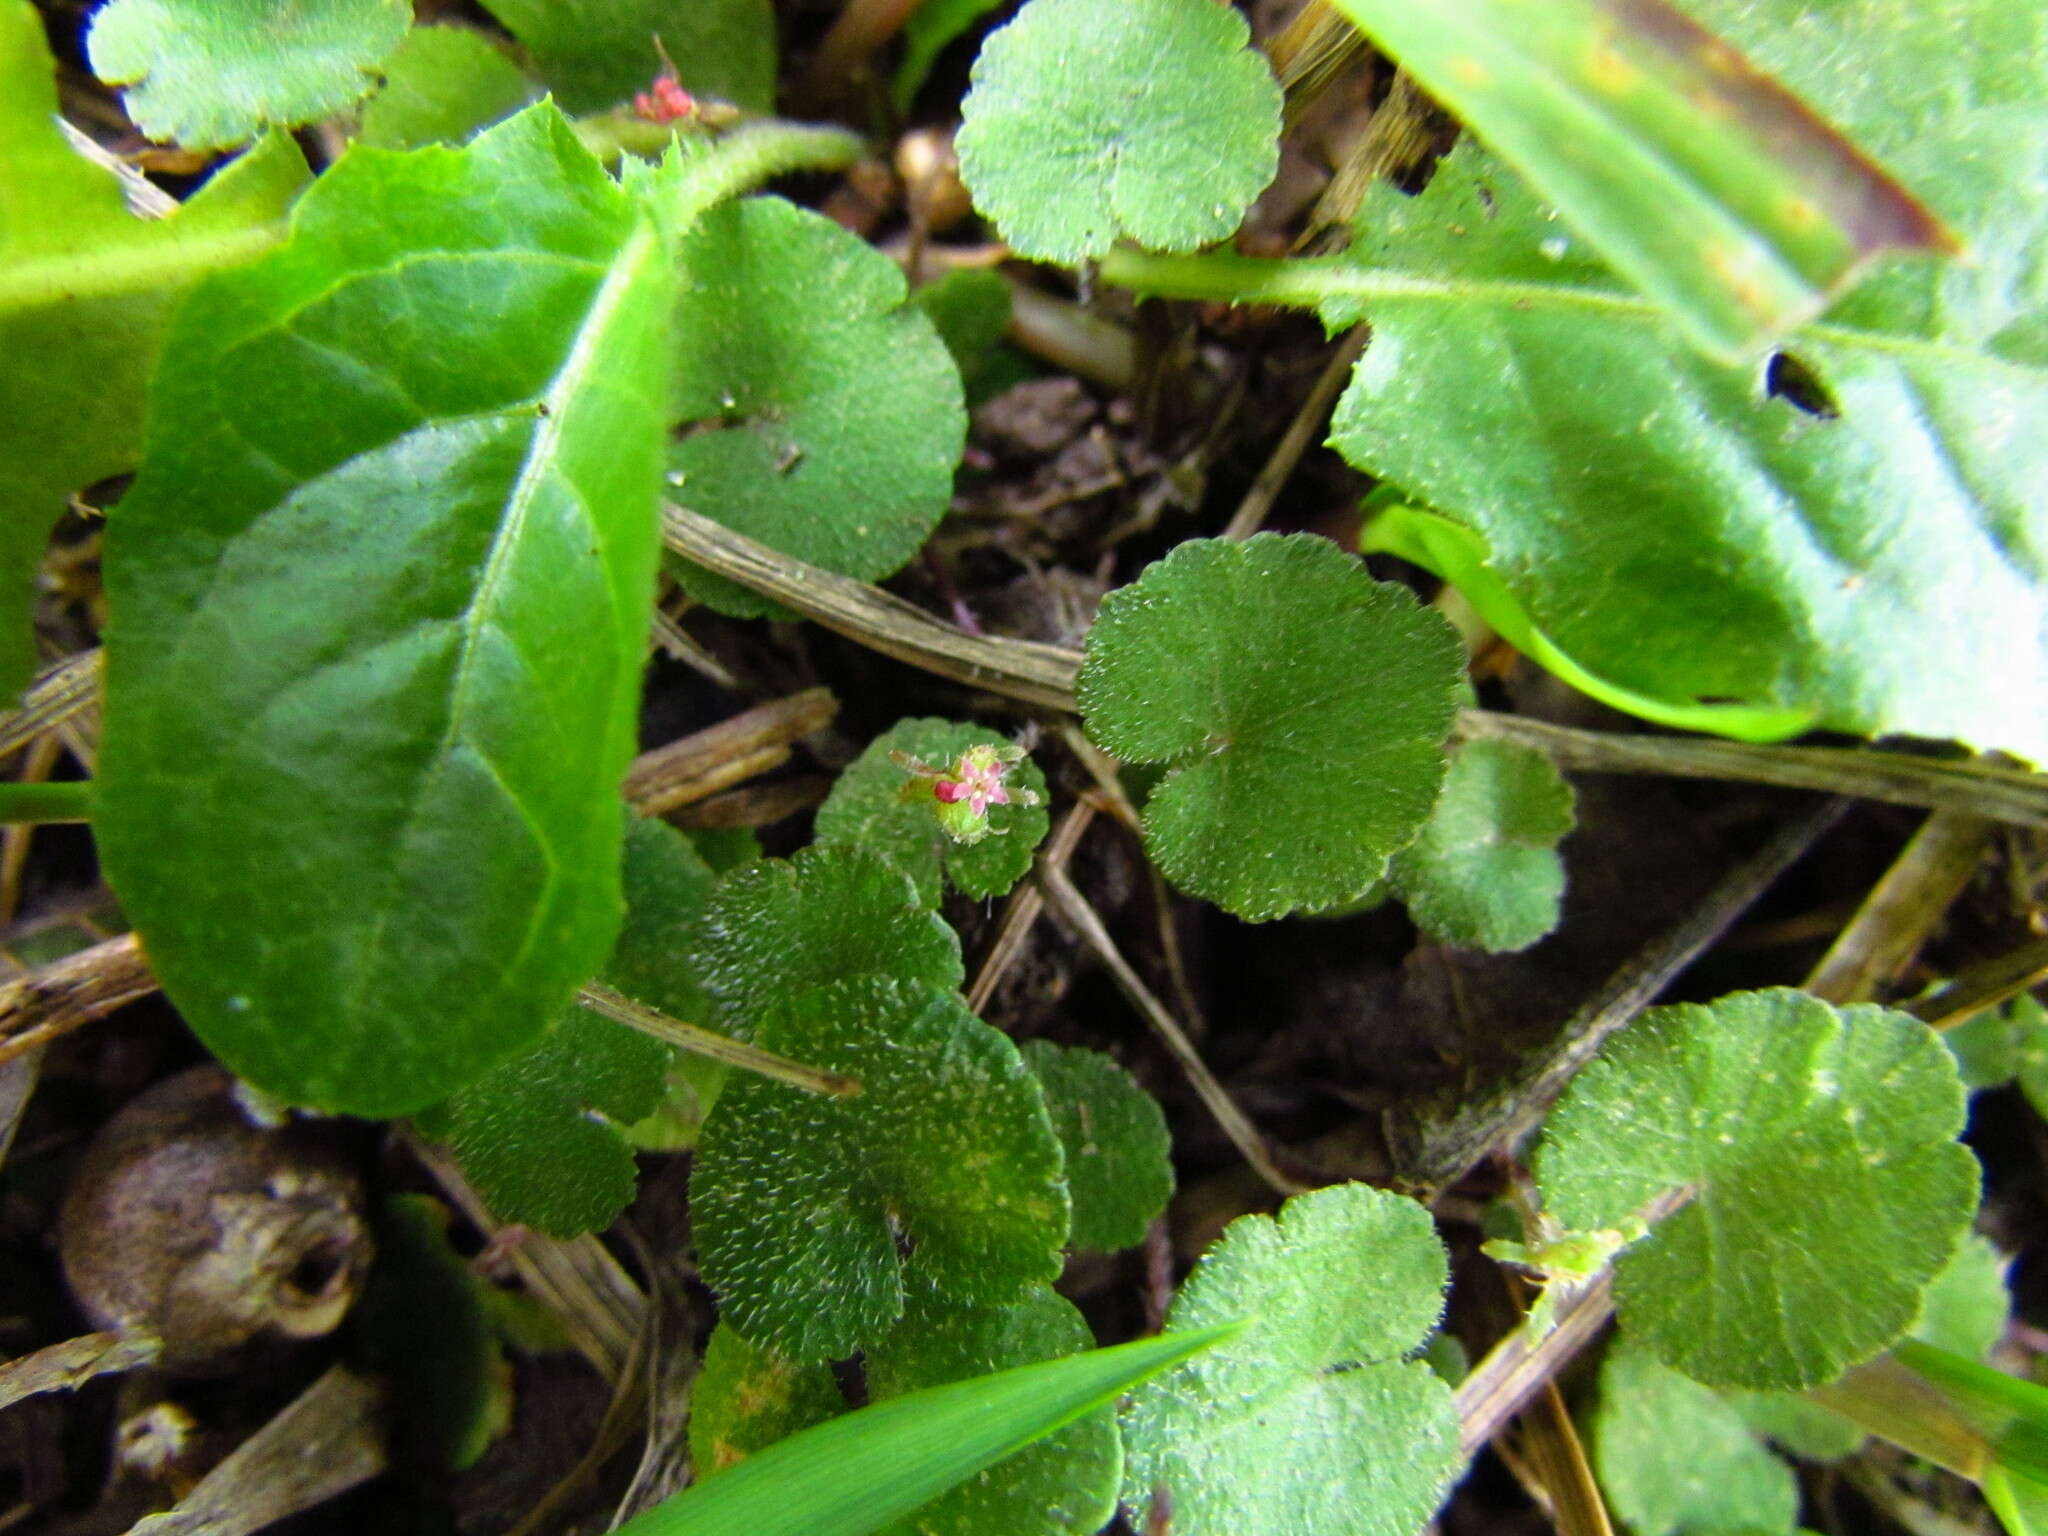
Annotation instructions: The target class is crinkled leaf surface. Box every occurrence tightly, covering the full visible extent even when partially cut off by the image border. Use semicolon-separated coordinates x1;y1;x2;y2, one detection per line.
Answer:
866;1281;1120;1536
0;3;306;698
1322;0;1950;361
1077;535;1462;920
1538;989;1979;1390
356;24;535;150
689;845;963;1037
418;819;718;1235
955;0;1280;263
1594;1341;1800;1536
1121;1183;1460;1536
94;104;676;1114
693;976;1067;1362
476;0;774;113
814;719;1048;907
1328;0;2048;762
1018;1041;1171;1254
667;196;965;618
1389;739;1574;952
87;0;409;148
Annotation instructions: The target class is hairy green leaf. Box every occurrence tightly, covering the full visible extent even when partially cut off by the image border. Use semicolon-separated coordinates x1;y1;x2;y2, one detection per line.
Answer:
618;1323;1240;1536
94;104;676;1114
1595;1340;1800;1536
1323;0;2048;762
1019;1041;1172;1254
87;0;409;148
1077;534;1463;921
477;0;774;114
815;720;1048;907
1389;739;1574;952
693;977;1068;1361
356;25;536;150
911;268;1018;407
1323;0;1950;361
418;819;718;1235
1121;1183;1460;1536
0;2;306;697
667;196;966;618
1539;989;1979;1390
690;845;963;1038
955;0;1281;263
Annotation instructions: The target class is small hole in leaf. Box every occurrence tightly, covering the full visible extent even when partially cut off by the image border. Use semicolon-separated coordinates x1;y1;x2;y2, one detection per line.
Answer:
1765;352;1840;419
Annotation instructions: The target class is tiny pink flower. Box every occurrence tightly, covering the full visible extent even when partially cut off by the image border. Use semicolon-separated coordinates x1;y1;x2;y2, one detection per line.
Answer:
633;75;697;124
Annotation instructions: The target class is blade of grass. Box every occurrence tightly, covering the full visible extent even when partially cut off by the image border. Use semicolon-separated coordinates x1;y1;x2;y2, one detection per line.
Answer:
616;1322;1243;1536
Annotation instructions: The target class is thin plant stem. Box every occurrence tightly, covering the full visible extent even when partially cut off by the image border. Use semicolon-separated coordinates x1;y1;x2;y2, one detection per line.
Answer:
1035;858;1307;1196
0;780;91;825
577;981;860;1099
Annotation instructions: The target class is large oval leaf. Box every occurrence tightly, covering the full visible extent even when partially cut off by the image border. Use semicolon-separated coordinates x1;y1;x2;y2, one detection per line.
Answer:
1321;0;2048;762
96;104;676;1114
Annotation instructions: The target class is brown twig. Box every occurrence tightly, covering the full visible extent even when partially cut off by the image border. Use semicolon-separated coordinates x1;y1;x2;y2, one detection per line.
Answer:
967;800;1096;1015
1909;934;2048;1031
621;686;838;816
1804;808;1994;1004
1219;327;1367;541
1035;858;1306;1196
1391;797;1847;1197
0;931;156;1069
0;1329;160;1411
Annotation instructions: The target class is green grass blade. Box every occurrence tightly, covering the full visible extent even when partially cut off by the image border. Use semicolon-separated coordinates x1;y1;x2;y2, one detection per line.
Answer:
617;1322;1243;1536
1323;0;1952;360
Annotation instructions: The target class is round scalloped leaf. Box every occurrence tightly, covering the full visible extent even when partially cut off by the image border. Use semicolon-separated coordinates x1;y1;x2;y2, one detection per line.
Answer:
1539;988;1979;1390
814;720;1049;907
88;0;410;149
1910;1232;2009;1362
956;0;1281;263
689;845;963;1037
1019;1041;1172;1254
866;1280;1121;1536
1077;535;1462;921
693;977;1068;1362
689;1323;846;1476
356;25;536;151
667;196;966;618
1389;739;1575;952
1121;1183;1459;1536
1594;1341;1800;1536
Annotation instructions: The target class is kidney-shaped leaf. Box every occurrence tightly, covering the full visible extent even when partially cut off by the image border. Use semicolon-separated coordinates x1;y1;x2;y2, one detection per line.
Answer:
667;196;966;618
95;103;676;1115
1078;535;1463;921
1121;1182;1461;1536
1389;739;1575;953
1539;988;1979;1391
692;977;1068;1363
1019;1041;1172;1254
689;845;964;1037
956;0;1281;264
1328;0;2048;763
88;0;410;148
